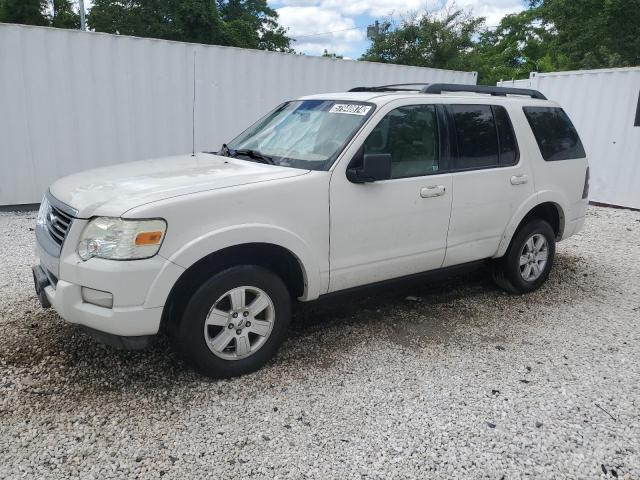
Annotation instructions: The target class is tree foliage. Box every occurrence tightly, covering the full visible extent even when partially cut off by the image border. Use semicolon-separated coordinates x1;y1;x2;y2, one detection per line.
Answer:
87;0;291;51
363;1;640;85
51;0;80;29
0;0;79;28
218;0;291;51
88;0;227;45
532;0;640;69
0;0;49;26
361;8;484;72
473;10;554;85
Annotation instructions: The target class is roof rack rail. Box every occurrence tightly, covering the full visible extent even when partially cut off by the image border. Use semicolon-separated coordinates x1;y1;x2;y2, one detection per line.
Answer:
348;83;547;100
349;83;429;92
422;83;547;100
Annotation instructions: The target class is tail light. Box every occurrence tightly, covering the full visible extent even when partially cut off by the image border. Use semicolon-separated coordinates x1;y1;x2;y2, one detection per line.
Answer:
582;167;590;199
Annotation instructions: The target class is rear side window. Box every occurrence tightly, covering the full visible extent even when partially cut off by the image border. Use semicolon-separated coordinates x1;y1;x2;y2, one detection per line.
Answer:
449;105;499;169
523;107;586;161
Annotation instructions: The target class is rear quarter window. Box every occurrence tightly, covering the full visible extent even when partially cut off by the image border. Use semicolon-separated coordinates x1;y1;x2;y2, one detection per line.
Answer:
523;106;586;161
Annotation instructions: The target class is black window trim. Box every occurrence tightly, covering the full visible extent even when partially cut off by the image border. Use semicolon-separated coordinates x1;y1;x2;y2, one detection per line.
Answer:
444;103;520;174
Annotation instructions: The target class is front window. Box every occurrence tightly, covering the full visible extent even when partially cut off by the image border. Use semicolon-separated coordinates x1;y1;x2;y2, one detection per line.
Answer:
362;104;440;179
226;100;374;170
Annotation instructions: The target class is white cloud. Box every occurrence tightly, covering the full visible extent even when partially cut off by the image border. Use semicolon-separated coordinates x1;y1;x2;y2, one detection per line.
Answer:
320;0;430;17
276;6;365;55
457;0;525;27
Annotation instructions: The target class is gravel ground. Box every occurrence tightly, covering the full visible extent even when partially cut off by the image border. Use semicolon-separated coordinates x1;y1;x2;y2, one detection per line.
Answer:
0;206;639;479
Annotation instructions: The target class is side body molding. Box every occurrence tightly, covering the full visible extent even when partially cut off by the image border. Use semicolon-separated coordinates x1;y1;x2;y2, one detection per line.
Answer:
162;224;322;301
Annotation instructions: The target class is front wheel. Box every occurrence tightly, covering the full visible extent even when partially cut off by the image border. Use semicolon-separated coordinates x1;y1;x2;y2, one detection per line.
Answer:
172;265;292;378
493;219;556;294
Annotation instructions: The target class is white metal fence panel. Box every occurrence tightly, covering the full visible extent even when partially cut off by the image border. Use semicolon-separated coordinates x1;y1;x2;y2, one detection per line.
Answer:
500;68;640;209
0;24;477;206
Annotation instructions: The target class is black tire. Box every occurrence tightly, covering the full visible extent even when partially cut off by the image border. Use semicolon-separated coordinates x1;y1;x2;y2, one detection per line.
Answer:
493;219;556;294
172;265;291;378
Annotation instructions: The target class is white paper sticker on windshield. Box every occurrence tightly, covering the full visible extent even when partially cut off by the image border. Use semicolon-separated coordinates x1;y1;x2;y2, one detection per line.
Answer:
329;104;372;116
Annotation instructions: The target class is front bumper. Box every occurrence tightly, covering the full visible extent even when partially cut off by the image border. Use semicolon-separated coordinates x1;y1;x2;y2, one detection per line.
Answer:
33;263;164;336
33;209;184;342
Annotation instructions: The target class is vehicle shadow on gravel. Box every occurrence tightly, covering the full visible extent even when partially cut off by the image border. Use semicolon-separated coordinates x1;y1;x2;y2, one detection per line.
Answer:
0;251;605;408
283;250;608;367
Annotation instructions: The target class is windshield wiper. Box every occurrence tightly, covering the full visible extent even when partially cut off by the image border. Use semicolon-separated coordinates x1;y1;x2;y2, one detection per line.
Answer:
219;144;233;157
233;149;276;165
218;144;275;165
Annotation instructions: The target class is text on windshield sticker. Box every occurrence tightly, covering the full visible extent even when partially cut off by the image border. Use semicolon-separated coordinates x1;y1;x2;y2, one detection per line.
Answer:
329;104;372;116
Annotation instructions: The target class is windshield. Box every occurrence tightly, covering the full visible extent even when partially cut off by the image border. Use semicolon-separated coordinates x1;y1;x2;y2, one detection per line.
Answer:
225;100;374;170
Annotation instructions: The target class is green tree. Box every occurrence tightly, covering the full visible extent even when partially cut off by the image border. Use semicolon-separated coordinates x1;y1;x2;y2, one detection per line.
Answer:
218;0;291;51
473;10;553;85
532;0;640;69
360;7;485;72
51;0;80;29
0;0;48;26
362;0;640;85
88;0;229;45
88;0;291;51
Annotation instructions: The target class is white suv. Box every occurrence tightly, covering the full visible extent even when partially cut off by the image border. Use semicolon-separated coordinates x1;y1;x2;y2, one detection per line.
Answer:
33;83;589;377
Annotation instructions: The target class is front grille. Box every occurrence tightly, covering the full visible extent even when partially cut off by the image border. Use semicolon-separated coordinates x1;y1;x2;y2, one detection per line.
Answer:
46;204;73;246
37;194;76;250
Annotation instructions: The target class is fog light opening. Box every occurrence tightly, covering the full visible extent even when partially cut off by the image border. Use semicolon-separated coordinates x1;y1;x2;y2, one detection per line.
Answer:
81;287;114;309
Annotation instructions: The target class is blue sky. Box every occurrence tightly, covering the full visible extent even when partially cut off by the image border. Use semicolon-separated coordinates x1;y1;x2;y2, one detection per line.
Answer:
269;0;528;59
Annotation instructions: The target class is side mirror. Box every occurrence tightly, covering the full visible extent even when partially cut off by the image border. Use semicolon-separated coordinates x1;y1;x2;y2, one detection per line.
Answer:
347;153;392;183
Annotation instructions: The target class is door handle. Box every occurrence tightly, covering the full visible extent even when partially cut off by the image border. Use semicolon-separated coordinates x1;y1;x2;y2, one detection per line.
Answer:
420;185;446;198
510;174;529;185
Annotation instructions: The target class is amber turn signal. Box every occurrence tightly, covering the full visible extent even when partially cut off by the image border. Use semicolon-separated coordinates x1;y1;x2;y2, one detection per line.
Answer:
135;231;163;246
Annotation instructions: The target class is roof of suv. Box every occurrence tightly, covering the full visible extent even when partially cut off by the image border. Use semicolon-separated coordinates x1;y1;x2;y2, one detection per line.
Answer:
300;83;555;107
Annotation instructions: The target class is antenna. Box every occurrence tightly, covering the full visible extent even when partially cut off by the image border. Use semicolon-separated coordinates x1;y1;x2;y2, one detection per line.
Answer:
191;50;196;156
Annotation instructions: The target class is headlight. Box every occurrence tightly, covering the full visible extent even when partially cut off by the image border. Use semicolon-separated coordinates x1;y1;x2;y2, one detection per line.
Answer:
77;217;167;261
36;196;50;228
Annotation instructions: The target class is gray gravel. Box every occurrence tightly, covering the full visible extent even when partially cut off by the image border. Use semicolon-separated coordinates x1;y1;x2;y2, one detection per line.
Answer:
1;206;639;479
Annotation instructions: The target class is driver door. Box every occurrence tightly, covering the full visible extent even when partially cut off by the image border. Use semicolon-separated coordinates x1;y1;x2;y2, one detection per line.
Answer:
328;101;453;292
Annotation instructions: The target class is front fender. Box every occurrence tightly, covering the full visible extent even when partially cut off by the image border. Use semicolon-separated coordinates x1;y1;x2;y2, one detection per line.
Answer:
161;224;323;300
495;191;568;258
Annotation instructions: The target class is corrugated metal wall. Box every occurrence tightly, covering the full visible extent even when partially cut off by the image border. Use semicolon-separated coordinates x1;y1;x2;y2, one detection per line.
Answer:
0;24;477;206
500;68;640;209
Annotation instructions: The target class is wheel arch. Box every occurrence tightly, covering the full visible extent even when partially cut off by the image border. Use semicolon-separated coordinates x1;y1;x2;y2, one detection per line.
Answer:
160;242;308;334
496;196;566;258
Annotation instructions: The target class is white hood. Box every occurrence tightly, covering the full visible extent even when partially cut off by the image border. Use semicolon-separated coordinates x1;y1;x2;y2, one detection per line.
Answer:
49;153;310;218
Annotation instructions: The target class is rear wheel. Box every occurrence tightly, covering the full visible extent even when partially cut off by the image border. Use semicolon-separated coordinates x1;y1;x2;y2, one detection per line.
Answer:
172;265;291;378
493;219;556;294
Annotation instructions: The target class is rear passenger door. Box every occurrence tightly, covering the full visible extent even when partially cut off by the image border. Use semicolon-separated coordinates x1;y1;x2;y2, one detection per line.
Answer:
443;104;535;267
